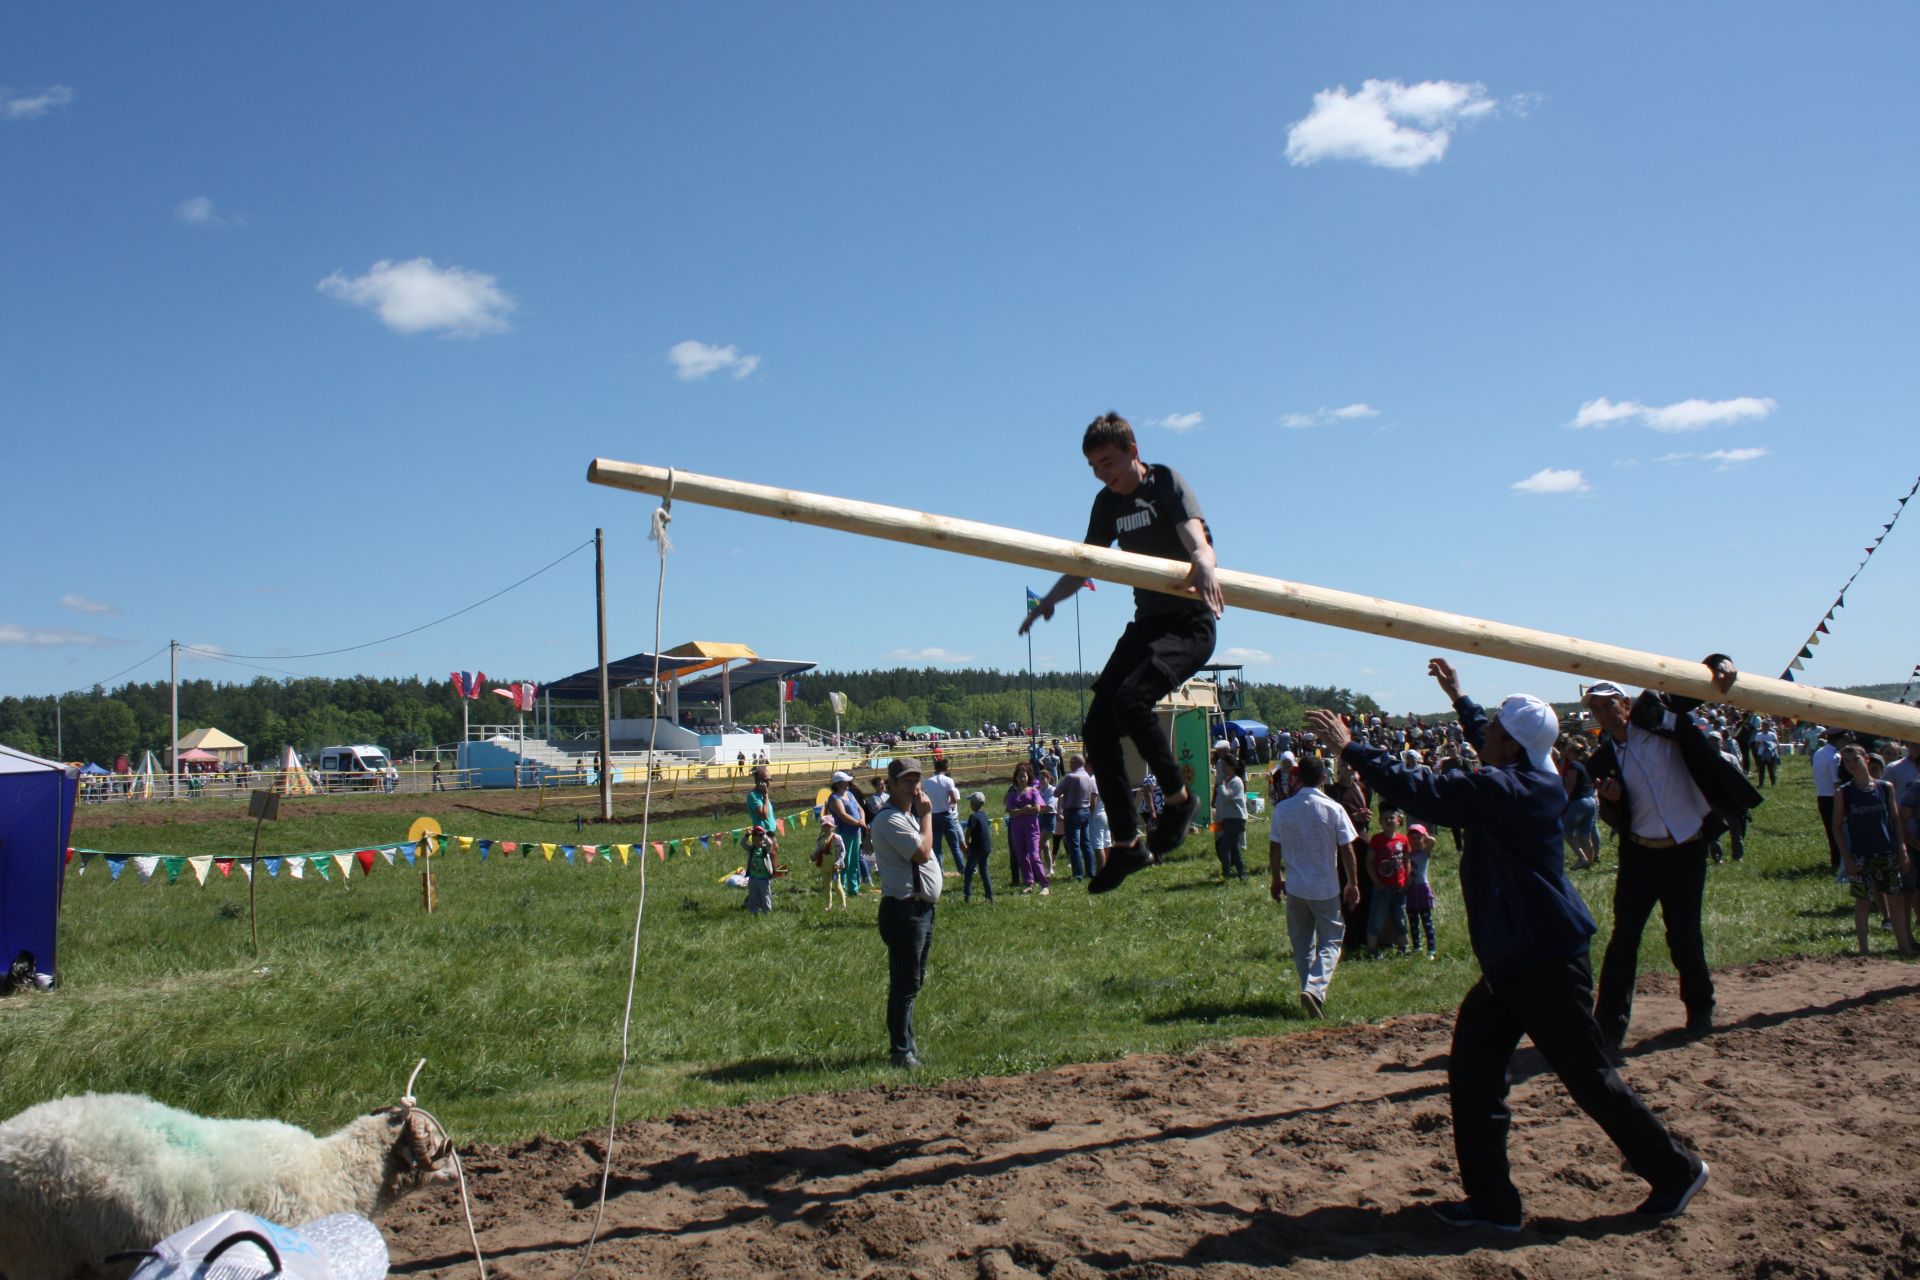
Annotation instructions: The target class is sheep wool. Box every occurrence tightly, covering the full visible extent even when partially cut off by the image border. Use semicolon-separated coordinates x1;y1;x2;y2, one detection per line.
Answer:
0;1092;449;1280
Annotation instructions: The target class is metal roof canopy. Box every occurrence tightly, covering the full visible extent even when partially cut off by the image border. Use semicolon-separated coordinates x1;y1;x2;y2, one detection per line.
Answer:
673;658;815;703
544;651;711;700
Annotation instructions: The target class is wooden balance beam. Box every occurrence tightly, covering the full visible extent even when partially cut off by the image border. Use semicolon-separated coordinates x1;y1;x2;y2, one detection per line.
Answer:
587;459;1920;741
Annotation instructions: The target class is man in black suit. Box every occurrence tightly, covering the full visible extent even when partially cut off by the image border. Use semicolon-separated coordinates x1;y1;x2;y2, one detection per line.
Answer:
1585;655;1763;1049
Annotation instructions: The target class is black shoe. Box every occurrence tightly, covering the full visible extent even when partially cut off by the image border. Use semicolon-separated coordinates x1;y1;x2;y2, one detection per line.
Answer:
1428;1200;1521;1233
1300;990;1324;1019
1088;841;1150;894
1147;789;1197;856
1683;1007;1714;1036
1636;1159;1708;1219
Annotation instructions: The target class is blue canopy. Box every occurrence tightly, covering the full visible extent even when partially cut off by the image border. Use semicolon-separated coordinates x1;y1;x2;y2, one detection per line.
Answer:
1226;719;1269;738
80;762;110;775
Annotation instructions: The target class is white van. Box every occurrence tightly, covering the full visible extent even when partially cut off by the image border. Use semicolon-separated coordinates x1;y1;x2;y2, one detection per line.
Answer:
315;744;398;791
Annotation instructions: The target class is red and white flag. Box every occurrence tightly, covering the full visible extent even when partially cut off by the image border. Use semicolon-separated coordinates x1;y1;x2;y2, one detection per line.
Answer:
491;681;538;712
450;671;487;700
782;679;799;703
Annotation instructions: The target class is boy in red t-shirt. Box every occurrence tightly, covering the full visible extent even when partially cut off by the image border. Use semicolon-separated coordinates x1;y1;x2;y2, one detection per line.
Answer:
1367;806;1412;957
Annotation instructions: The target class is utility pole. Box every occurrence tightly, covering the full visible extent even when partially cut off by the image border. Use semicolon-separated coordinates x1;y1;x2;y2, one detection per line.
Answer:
169;639;179;800
595;527;613;822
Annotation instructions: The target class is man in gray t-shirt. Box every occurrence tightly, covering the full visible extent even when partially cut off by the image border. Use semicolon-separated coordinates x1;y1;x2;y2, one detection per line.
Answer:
870;756;940;1068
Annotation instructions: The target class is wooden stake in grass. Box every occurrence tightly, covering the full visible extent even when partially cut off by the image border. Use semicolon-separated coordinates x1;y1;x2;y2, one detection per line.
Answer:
246;789;280;958
408;816;443;914
586;459;1920;741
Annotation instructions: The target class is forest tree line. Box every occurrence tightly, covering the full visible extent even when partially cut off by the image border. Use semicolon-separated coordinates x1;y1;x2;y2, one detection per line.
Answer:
0;667;1387;765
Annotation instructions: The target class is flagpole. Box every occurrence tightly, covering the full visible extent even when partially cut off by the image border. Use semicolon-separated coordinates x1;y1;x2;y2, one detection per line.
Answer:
1026;624;1037;750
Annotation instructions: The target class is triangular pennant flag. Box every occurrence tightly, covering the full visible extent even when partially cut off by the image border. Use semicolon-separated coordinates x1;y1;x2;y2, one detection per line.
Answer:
1789;657;1805;671
582;844;597;864
1806;633;1820;647
1799;646;1813;660
776;818;787;836
436;835;449;856
700;835;710;850
501;841;518;854
381;847;398;866
666;840;680;857
310;856;331;881
332;853;353;880
457;836;474;854
215;858;233;879
288;857;305;880
403;844;417;867
355;849;376;875
108;856;127;880
616;843;631;864
135;855;159;882
541;842;556;861
563;844;576;864
478;839;492;860
76;851;99;876
187;857;212;886
652;841;666;861
266;857;283;877
1817;621;1830;633
1781;669;1795;682
163;857;185;885
237;860;252;881
65;846;74;866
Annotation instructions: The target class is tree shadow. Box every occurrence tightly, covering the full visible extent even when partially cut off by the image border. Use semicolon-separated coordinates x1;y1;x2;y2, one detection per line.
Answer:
697;1052;872;1083
1146;997;1297;1025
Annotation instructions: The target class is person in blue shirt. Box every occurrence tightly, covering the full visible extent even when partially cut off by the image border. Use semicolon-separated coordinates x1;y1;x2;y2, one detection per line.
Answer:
1308;657;1707;1232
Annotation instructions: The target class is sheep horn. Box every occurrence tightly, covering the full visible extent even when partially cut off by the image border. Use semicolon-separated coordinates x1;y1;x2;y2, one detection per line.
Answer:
403;1109;452;1169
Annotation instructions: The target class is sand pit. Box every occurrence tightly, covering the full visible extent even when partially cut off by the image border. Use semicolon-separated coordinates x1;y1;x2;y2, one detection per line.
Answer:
383;954;1920;1278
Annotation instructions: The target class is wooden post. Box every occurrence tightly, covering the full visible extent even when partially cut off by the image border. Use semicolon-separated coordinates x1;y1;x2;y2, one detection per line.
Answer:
586;459;1920;740
596;527;614;822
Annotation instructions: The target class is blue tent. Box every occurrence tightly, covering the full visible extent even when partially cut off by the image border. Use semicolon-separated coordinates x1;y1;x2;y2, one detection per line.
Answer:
1226;719;1270;739
1;744;78;982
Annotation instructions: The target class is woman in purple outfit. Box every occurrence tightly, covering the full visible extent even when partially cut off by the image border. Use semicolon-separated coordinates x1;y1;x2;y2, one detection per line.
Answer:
1005;761;1052;896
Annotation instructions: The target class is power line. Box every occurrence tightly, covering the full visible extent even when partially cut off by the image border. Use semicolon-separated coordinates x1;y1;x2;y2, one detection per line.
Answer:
181;538;595;662
55;643;172;698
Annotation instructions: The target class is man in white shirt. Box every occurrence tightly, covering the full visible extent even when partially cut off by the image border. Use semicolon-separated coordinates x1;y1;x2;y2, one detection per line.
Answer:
920;756;964;875
1268;754;1362;1018
1811;727;1848;873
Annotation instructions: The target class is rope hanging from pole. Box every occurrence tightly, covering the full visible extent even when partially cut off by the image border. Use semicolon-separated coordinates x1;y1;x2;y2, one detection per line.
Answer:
586;458;1920;741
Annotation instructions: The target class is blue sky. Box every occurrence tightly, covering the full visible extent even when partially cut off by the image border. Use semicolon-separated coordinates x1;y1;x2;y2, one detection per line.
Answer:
5;3;1917;713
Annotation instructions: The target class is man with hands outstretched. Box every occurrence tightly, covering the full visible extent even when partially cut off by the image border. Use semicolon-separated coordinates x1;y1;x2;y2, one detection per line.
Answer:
1307;658;1707;1231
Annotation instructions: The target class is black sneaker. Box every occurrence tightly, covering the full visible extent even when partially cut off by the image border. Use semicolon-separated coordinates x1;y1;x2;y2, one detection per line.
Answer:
1147;789;1197;856
1088;841;1150;894
1683;1007;1714;1036
1428;1201;1521;1233
1636;1159;1708;1219
1300;990;1324;1019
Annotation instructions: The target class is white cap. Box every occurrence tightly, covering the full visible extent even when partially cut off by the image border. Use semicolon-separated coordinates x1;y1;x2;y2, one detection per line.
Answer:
830;770;852;783
1212;739;1233;753
1497;693;1559;774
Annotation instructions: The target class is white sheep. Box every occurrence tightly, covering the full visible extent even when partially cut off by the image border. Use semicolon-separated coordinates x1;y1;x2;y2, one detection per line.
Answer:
0;1092;452;1280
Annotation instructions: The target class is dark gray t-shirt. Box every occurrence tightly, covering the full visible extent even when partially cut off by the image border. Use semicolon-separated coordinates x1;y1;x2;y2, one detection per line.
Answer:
1085;463;1212;617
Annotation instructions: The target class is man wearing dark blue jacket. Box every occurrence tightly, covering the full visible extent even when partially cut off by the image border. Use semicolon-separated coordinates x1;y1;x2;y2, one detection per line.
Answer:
1308;657;1706;1232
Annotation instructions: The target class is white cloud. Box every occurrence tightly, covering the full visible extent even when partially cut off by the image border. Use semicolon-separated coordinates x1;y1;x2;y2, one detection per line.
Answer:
1219;646;1275;666
173;196;240;228
1280;402;1379;429
1511;467;1589;495
1147;411;1204;433
1286;79;1497;170
887;647;974;664
1660;447;1770;471
316;258;514;337
60;594;119;617
0;624;113;647
667;339;760;381
2;85;75;121
1570;395;1776;433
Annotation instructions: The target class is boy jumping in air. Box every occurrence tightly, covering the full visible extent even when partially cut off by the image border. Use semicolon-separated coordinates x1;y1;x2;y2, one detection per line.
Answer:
1021;412;1223;893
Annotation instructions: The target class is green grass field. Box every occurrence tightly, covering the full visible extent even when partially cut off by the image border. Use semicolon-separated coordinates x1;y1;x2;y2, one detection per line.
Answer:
0;758;1891;1142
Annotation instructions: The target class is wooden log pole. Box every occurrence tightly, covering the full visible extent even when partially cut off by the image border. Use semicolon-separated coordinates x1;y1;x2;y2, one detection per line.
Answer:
586;459;1920;741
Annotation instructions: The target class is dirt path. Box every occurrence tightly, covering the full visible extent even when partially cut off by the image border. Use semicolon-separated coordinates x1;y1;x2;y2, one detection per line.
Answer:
383;955;1920;1278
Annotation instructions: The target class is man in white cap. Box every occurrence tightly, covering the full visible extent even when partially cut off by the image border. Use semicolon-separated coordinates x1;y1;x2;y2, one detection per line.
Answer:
1308;657;1707;1231
1583;655;1758;1047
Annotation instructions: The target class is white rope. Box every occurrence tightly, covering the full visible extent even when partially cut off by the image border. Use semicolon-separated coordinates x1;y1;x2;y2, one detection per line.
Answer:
396;1058;487;1280
574;470;674;1277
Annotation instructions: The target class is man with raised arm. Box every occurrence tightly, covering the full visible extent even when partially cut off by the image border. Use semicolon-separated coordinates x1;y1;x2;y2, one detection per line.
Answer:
1307;658;1707;1231
1020;412;1223;893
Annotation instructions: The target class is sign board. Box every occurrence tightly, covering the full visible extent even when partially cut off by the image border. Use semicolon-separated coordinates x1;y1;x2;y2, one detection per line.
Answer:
248;790;280;821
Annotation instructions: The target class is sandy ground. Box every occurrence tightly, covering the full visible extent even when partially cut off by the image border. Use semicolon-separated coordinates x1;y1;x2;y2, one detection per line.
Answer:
382;955;1920;1279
